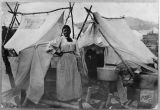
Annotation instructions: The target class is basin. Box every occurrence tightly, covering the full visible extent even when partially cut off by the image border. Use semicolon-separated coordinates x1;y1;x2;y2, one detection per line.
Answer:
97;66;118;81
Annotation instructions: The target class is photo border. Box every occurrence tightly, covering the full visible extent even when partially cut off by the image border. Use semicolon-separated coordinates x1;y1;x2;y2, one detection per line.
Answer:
0;0;159;109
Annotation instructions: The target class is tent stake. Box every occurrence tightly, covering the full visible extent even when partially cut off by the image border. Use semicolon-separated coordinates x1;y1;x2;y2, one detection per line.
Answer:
77;6;92;40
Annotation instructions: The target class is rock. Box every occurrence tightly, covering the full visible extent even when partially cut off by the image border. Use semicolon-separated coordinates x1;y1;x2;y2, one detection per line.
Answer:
110;97;119;104
82;102;93;109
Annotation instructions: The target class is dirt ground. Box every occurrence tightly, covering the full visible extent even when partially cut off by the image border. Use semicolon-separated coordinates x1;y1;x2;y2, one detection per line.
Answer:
1;68;157;109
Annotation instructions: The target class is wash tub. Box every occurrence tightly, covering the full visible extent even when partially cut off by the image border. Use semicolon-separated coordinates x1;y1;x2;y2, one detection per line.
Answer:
97;66;118;81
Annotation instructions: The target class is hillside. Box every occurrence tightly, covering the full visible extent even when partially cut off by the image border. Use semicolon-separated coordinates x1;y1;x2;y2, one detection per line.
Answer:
125;17;158;31
76;17;158;32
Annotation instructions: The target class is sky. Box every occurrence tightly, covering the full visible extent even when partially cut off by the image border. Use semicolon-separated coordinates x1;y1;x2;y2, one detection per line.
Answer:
73;2;158;23
1;2;159;26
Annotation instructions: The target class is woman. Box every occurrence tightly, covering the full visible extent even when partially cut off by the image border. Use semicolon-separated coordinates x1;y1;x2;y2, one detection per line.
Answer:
46;25;82;101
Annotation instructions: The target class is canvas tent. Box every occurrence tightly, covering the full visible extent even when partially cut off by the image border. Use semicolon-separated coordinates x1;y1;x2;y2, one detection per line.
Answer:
132;30;143;40
5;11;64;53
17;2;81;39
3;2;87;104
78;12;156;66
4;10;65;104
2;2;91;107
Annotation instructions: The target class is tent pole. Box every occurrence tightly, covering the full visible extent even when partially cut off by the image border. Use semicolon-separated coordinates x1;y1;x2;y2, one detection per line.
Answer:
3;3;19;45
98;29;134;77
84;7;125;20
10;3;19;29
2;3;21;106
6;2;20;25
69;2;75;39
8;7;70;15
60;3;74;38
65;3;75;25
77;6;92;40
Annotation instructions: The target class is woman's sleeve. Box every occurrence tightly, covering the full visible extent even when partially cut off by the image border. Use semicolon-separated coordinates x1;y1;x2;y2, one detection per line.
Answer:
46;37;62;54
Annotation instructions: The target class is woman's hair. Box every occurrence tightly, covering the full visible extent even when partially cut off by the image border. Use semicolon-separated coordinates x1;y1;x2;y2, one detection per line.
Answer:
62;25;72;42
62;25;71;34
66;37;73;42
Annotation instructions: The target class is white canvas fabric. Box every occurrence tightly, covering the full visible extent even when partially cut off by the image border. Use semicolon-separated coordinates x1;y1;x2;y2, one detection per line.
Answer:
78;23;108;48
5;11;64;53
132;30;143;40
78;12;156;64
3;12;65;104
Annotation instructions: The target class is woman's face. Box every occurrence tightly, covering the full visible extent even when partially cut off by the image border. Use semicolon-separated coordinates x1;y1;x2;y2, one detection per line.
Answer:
62;28;70;37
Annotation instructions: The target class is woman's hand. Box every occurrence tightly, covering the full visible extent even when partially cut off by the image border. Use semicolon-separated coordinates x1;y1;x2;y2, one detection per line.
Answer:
46;48;53;53
55;52;63;56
